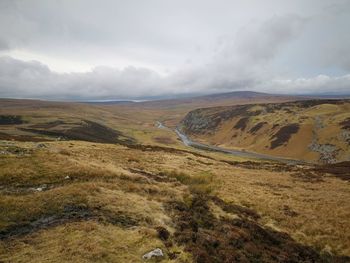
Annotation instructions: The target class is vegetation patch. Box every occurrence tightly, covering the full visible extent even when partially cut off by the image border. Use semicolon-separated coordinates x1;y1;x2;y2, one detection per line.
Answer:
20;120;135;144
312;161;350;182
0;204;95;239
340;118;350;130
0;132;48;142
249;122;267;134
0;190;142;240
290;170;325;183
0;115;24;125
233;117;250;131
270;124;300;149
162;169;349;262
166;192;342;262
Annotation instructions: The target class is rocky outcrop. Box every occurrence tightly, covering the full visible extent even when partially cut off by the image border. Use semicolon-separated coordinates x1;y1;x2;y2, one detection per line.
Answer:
180;104;253;134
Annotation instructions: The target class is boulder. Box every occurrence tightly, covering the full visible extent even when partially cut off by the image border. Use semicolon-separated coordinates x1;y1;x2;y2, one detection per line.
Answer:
142;248;164;260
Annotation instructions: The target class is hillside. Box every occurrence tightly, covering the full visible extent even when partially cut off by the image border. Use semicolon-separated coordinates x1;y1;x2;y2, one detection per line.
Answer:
107;91;309;129
0;98;349;262
179;99;350;164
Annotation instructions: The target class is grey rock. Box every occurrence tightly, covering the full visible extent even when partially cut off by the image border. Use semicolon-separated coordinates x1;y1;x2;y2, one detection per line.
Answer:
142;248;164;260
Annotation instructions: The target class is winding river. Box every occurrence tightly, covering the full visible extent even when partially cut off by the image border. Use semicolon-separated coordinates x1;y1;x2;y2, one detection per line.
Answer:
156;121;304;164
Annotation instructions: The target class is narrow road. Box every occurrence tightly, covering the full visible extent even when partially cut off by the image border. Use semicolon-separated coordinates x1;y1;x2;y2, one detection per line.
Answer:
157;121;305;164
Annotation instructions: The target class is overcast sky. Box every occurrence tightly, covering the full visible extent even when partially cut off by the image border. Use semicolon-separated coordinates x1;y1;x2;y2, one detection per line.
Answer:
0;0;349;100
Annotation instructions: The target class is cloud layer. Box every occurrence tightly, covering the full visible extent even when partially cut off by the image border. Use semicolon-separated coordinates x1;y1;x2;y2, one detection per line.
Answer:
0;0;349;99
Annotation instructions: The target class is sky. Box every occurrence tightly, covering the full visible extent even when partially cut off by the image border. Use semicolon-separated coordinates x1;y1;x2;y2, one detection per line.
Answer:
0;0;349;100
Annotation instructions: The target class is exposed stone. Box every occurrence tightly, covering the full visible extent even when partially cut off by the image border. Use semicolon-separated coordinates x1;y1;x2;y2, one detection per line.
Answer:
142;248;164;260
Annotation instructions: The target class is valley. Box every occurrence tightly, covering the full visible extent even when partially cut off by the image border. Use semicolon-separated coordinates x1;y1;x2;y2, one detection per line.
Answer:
0;95;349;262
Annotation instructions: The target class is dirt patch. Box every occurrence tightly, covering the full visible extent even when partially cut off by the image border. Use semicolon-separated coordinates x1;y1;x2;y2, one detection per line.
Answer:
249;122;267;134
0;115;24;125
233;117;250;131
270;124;300;149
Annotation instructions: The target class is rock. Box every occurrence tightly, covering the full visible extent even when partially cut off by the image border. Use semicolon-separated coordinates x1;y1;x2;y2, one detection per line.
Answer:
142;248;164;260
35;184;47;192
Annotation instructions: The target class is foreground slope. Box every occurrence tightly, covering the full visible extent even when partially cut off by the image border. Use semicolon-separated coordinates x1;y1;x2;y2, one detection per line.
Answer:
180;100;350;163
0;140;349;262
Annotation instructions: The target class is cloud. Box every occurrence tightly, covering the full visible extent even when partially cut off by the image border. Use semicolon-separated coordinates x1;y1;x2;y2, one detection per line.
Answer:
165;14;307;94
0;2;349;99
0;38;9;51
219;14;306;64
0;56;164;99
1;55;349;100
265;74;350;94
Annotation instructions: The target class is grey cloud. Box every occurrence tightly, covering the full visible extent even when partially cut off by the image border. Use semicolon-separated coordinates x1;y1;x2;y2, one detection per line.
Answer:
0;38;9;50
265;74;350;95
0;56;164;100
0;1;349;98
1;55;350;101
219;14;306;64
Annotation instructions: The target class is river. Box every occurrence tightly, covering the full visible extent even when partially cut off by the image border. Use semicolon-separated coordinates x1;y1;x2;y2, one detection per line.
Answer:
157;121;304;164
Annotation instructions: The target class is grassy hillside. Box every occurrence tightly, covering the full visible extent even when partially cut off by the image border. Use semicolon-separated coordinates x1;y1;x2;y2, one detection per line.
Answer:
0;98;349;262
180;100;350;163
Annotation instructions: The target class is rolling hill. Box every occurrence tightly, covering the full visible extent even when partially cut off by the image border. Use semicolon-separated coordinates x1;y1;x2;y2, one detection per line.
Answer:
179;99;350;163
0;97;349;262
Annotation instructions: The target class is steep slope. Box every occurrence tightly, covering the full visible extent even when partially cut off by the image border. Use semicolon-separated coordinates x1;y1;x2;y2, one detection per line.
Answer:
179;100;350;163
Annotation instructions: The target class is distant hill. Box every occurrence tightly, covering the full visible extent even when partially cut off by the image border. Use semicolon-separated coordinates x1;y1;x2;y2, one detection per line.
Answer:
77;91;307;108
133;91;307;108
82;100;136;105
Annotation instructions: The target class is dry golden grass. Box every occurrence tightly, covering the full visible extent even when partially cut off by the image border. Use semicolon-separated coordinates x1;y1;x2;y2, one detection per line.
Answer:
1;139;349;261
0;222;192;263
215;166;350;256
